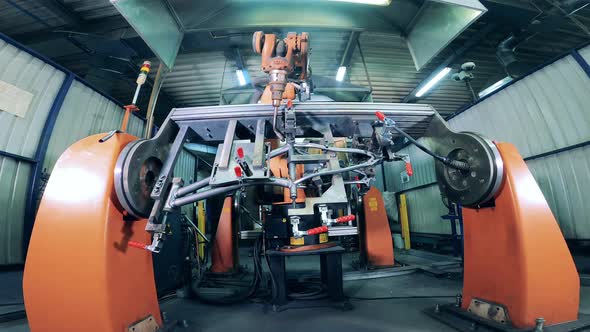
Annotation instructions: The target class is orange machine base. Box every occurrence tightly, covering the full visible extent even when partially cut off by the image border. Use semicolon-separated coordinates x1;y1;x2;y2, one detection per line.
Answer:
361;186;395;268
461;142;579;328
23;133;161;332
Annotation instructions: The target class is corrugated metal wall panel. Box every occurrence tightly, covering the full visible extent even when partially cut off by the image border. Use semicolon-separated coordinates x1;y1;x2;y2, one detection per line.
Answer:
390;51;590;239
175;149;197;217
0;39;66;157
404;184;449;234
43;80;145;173
127;113;145;138
0;39;65;265
448;54;590;158
527;146;590;239
0;158;31;264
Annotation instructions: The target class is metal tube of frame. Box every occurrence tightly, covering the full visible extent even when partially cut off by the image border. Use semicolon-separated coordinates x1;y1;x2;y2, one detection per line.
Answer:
268;145;289;159
219;120;237;169
294;143;375;158
295;158;379;185
176;176;211;197
171;179;291;207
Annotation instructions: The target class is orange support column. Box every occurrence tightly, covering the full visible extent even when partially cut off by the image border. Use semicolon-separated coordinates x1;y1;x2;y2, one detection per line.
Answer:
362;186;395;267
210;196;238;273
462;142;579;328
23;133;161;331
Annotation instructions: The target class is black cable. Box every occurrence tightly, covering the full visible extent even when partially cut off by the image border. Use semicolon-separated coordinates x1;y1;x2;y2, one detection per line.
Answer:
347;295;457;301
386;121;470;171
192;235;263;305
240;206;263;226
272;303;346;313
0;302;24;306
265;250;278;304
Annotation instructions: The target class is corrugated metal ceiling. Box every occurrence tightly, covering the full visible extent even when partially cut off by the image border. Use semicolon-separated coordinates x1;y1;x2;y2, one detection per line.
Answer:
1;0;589;120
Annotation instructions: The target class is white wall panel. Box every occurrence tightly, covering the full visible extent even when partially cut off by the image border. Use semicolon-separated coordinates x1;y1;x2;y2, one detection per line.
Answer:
391;51;590;239
404;184;449;234
0;39;66;158
527;146;590;239
449;55;590;158
0;39;65;264
43;80;145;173
0;158;31;264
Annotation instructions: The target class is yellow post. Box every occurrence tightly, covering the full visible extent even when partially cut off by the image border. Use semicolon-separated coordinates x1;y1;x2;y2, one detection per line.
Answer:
197;201;206;260
399;194;411;250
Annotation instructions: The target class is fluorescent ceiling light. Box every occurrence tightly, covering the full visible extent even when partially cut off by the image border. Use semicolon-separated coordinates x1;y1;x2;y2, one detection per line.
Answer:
328;0;391;5
415;67;451;98
236;69;247;86
336;66;347;82
478;77;513;99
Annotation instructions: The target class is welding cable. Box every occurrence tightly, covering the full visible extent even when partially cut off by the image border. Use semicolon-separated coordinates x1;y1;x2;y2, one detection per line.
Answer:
263;246;280;304
240;205;263;226
287;280;328;300
191;235;263;305
347;295;457;301
376;113;469;171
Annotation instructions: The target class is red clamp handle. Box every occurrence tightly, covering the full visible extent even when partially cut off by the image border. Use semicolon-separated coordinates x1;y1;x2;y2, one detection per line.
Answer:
335;215;356;223
236;147;245;159
405;162;413;177
375;111;386;121
307;226;329;235
234;165;243;178
128;240;147;250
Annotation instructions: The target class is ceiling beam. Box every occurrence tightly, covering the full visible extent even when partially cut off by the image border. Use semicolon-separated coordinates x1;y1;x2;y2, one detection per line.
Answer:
8;16;138;45
402;23;497;103
340;31;361;68
41;0;84;27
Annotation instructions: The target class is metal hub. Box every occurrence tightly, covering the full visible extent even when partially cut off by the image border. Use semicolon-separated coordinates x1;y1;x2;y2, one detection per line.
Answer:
114;139;166;218
435;132;503;208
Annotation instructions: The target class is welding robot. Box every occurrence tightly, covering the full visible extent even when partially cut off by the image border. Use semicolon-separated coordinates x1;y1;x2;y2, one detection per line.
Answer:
23;32;583;332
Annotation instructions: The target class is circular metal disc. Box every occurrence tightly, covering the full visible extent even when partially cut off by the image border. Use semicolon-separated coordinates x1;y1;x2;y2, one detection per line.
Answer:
252;31;264;54
436;133;503;208
114;139;164;218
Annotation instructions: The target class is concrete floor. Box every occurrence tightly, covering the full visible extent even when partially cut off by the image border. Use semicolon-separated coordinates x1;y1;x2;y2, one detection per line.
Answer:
160;273;462;332
3;252;590;332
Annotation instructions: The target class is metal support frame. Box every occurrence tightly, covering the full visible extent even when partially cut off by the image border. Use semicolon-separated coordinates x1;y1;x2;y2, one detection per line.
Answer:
22;73;75;257
144;63;167;138
0;150;36;164
336;31;361;82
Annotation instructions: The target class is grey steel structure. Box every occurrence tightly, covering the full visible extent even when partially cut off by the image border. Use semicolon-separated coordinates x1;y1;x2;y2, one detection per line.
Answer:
113;101;503;252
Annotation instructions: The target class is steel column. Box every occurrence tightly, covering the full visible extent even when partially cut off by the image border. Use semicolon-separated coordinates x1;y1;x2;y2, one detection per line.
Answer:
571;49;590;78
22;73;75;257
